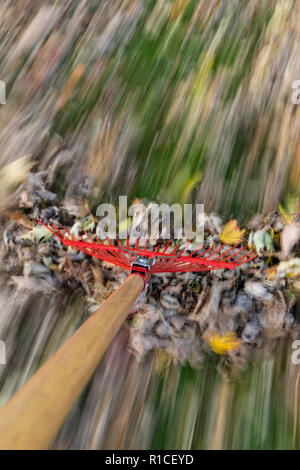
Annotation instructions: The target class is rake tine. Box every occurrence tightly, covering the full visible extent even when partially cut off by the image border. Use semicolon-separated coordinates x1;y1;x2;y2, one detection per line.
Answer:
154;242;162;253
231;250;252;263
56;224;75;241
196;243;224;260
188;244;211;257
61;225;86;244
95;235;115;247
57;224;83;245
95;234;103;244
169;243;181;255
106;236;114;246
83;230;95;244
177;241;191;256
135;237;140;250
143;237;149;250
113;247;131;267
68;244;129;270
213;244;242;261
235;251;257;265
117;240;132;266
98;248;131;269
162;241;171;253
50;223;68;241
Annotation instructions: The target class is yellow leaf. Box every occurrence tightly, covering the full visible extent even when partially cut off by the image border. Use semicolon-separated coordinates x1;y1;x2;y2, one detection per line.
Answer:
265;266;277;280
204;331;241;355
219;219;245;245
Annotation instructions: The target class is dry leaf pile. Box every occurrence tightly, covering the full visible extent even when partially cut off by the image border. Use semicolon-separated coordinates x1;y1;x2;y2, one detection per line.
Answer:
1;169;300;374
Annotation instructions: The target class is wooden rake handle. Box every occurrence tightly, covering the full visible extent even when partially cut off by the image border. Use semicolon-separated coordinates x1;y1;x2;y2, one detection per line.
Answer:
0;274;144;450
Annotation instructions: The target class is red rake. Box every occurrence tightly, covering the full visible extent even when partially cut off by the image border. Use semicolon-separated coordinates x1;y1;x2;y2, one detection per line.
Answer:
37;220;257;287
0;220;257;450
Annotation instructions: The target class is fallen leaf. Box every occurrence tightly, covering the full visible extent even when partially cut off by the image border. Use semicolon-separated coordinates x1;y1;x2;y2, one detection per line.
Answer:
20;225;53;243
8;211;33;228
277;258;300;278
204;331;241;355
280;223;300;259
244;281;273;301
0;155;33;194
265;266;277;280
250;229;273;255
219;219;245;245
293;280;300;290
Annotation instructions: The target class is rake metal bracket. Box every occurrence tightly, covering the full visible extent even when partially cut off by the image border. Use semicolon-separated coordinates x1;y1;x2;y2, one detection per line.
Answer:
130;256;155;289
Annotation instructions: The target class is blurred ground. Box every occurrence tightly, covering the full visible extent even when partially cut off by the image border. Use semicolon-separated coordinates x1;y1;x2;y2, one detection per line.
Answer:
0;0;300;449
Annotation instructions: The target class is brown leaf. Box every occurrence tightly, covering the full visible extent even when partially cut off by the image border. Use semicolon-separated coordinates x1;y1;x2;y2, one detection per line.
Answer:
55;63;85;112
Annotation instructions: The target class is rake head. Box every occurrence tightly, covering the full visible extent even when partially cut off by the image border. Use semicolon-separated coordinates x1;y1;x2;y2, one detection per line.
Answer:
38;221;257;288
